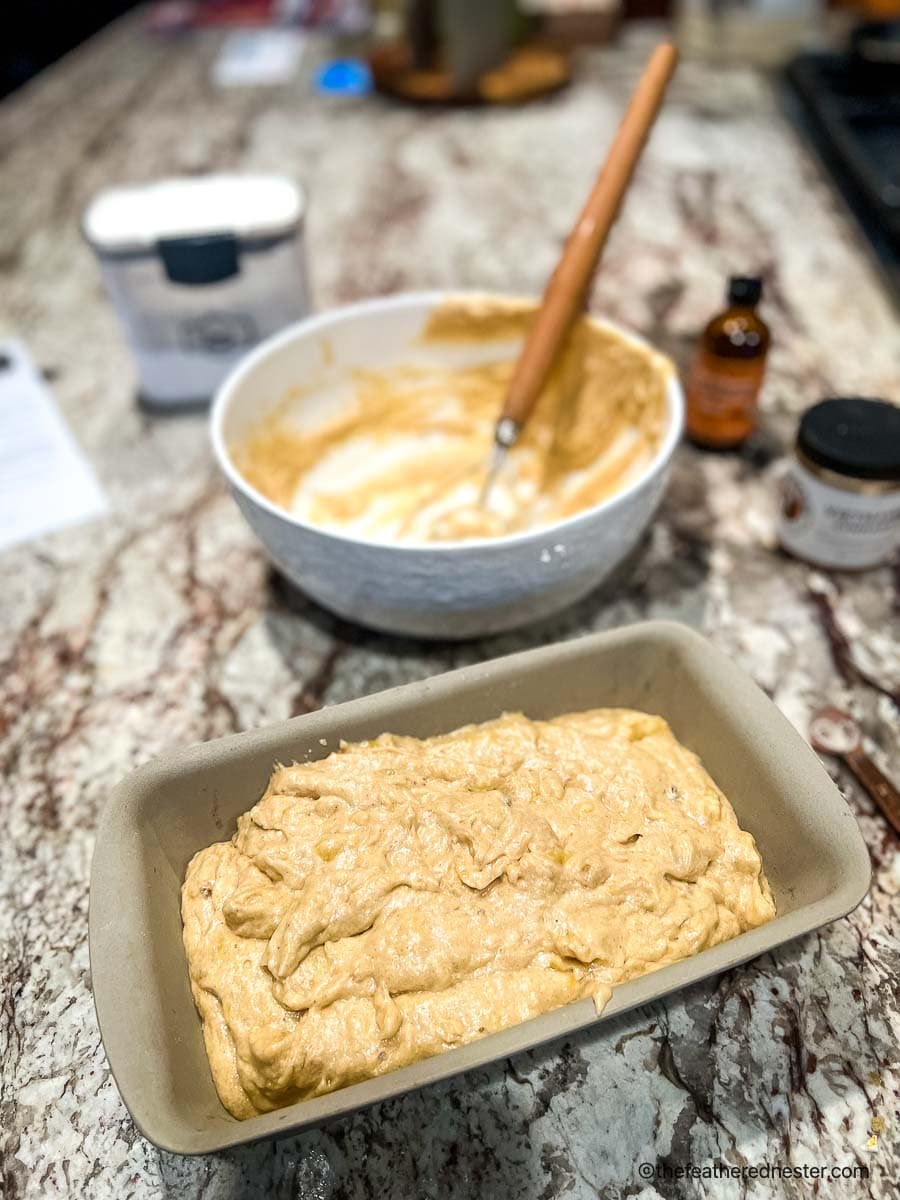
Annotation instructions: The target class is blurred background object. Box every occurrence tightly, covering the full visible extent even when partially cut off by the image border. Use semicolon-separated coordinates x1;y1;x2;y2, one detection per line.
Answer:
1;0;140;98
1;0;370;97
82;176;310;408
786;18;900;302
520;0;622;46
369;0;575;103
147;0;370;32
418;0;520;91
212;26;308;85
675;0;824;66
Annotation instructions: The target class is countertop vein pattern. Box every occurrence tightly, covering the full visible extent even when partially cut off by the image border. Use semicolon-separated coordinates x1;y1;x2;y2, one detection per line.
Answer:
1;16;899;1200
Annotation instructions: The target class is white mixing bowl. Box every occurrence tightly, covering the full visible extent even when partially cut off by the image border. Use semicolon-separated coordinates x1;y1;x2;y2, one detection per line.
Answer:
211;292;684;639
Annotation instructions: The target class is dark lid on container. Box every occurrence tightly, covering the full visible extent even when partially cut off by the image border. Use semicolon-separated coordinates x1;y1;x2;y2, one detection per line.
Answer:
727;276;762;306
798;397;900;481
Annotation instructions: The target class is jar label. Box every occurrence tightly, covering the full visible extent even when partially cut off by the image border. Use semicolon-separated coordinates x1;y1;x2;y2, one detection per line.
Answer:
778;463;900;569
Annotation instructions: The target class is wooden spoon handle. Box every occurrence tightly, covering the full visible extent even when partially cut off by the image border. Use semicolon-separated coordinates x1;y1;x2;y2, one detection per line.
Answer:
501;42;678;430
844;747;900;836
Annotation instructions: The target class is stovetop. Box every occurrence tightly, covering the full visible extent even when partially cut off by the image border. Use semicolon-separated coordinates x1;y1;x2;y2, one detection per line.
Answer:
785;53;900;303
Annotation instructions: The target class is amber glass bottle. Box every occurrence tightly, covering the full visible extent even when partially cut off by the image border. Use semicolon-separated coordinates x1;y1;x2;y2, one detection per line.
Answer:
685;277;770;449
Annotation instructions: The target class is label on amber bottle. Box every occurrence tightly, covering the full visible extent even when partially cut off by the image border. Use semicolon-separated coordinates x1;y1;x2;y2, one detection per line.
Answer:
686;354;765;445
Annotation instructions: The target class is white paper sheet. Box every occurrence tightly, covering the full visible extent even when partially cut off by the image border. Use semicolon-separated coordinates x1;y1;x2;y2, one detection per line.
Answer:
0;340;108;553
212;29;306;88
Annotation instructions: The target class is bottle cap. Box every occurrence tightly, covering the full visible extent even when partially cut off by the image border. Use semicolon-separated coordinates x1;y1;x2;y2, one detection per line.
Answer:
727;276;762;306
798;397;900;482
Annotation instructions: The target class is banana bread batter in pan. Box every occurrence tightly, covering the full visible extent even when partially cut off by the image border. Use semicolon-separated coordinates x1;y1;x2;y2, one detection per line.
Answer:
182;709;775;1119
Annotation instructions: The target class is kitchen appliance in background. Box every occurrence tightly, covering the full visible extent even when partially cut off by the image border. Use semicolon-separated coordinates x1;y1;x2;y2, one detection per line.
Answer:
786;23;900;303
82;175;309;409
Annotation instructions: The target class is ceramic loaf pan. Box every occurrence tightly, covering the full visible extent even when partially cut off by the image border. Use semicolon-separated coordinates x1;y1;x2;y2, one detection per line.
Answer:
89;622;871;1154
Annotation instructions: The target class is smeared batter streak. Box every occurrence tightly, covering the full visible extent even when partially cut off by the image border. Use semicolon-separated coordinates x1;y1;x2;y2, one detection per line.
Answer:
235;298;671;543
182;708;775;1118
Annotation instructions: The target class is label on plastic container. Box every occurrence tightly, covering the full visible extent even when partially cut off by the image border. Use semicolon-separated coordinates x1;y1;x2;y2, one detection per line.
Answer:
778;462;900;569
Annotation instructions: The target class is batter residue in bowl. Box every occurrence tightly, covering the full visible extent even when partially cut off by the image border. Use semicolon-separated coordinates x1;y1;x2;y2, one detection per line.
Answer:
234;298;672;543
182;708;775;1118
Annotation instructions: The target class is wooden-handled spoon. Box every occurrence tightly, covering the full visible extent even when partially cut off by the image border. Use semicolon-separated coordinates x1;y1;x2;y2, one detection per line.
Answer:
810;706;900;836
481;41;679;503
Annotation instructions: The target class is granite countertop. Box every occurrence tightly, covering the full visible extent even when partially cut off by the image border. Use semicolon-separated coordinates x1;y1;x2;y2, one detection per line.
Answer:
2;14;898;1200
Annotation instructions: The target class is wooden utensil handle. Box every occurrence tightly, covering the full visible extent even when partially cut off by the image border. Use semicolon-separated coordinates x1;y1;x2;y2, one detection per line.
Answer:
501;42;678;429
845;747;900;836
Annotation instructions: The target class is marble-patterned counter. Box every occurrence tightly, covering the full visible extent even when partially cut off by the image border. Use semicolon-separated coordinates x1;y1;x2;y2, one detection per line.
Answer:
1;14;898;1199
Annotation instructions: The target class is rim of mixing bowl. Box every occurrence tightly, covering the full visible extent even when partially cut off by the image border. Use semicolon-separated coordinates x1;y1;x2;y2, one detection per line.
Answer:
210;290;685;554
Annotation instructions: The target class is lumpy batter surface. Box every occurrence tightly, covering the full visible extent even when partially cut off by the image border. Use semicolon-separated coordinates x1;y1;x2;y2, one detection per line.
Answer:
182;709;775;1119
235;298;671;543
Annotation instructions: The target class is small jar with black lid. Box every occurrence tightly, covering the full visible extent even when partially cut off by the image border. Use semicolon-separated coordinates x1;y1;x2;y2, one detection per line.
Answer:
779;397;900;569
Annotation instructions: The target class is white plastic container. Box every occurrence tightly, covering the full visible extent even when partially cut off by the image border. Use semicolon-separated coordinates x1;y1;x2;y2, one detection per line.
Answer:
83;175;310;408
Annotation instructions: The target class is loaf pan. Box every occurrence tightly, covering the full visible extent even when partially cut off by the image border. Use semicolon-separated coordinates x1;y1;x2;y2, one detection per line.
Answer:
89;621;871;1154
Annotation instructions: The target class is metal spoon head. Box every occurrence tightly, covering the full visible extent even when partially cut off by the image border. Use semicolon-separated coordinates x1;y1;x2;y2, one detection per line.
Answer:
478;444;508;509
480;416;521;508
809;706;861;756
